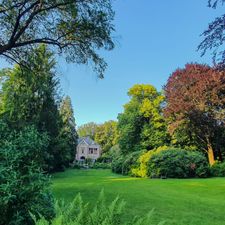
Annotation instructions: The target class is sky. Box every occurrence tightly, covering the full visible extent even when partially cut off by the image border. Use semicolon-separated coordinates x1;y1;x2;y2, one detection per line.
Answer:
0;1;224;126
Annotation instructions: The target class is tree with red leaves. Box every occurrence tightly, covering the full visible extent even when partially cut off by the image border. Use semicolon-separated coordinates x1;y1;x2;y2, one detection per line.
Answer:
164;63;225;165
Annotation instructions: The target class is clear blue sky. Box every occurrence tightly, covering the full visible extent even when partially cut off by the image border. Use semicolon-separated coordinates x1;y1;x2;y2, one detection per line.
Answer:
0;1;224;126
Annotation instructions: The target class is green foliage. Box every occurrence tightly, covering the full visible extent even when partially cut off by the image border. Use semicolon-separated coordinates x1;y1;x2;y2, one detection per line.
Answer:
58;96;78;168
112;151;143;175
0;45;78;172
0;0;115;78
148;149;210;178
94;120;118;156
118;84;169;154
0;122;55;225
77;122;99;140
111;155;126;174
211;162;225;177
131;146;170;178
34;191;163;225
91;162;111;169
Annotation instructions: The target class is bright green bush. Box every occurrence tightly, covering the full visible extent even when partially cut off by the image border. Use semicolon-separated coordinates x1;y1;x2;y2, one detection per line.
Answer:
34;191;165;225
211;162;225;177
0;124;55;225
148;149;209;178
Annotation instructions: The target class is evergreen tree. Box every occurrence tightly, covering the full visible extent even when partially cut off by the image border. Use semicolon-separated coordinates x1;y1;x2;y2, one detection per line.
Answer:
0;45;66;171
58;96;78;167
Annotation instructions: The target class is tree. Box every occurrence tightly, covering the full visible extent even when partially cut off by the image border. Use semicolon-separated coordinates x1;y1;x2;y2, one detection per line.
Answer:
164;63;225;165
77;122;99;140
58;96;78;166
0;45;67;171
117;84;169;154
94;120;118;155
198;0;225;66
0;0;115;78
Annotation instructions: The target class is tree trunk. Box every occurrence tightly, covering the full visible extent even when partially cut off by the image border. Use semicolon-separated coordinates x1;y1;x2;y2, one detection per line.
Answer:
207;142;215;166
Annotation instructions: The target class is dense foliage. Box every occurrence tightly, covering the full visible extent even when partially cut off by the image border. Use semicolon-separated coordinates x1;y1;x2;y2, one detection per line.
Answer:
34;191;164;225
0;0;115;78
148;149;209;178
0;122;55;225
117;84;170;154
211;162;225;177
164;63;225;165
0;45;78;172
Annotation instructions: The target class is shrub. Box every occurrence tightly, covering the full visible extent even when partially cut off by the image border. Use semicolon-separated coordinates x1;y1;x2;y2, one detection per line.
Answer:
132;146;170;177
148;149;209;178
92;162;111;169
111;155;125;174
121;151;143;175
0;124;55;225
34;191;165;225
211;162;225;177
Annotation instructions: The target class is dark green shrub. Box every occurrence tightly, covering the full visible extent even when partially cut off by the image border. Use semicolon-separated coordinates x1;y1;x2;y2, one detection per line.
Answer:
0;124;55;225
211;162;225;177
111;155;125;174
148;149;209;178
121;151;143;175
92;162;111;169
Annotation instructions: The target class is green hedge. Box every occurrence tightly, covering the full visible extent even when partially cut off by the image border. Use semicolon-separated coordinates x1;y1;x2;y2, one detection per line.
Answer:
148;149;209;178
211;162;225;177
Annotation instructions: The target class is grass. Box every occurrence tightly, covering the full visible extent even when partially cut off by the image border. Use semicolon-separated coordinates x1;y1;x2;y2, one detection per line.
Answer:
52;169;225;225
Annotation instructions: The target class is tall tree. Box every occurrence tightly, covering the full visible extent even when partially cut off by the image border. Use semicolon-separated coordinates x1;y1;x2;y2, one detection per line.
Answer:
77;122;99;140
0;0;115;78
94;120;118;155
164;63;225;165
59;96;78;166
198;0;225;66
117;84;169;154
0;45;65;171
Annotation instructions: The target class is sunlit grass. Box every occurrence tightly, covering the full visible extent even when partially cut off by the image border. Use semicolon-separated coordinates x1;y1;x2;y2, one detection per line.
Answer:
52;169;225;225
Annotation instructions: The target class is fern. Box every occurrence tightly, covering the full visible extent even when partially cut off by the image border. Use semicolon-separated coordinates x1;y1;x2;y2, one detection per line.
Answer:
34;191;165;225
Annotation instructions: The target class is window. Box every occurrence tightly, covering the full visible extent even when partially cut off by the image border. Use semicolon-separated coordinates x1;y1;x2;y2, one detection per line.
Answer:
89;148;93;154
94;148;98;154
81;147;85;154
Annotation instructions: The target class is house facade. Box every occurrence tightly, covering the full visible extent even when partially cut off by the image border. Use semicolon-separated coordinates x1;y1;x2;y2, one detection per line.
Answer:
75;136;101;161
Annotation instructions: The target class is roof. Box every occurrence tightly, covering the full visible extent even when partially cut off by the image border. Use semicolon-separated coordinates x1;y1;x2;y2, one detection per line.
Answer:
78;136;99;146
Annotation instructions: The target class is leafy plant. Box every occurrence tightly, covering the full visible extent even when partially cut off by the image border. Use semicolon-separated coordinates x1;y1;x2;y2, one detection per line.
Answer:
34;191;165;225
148;149;209;178
211;162;225;177
0;122;55;225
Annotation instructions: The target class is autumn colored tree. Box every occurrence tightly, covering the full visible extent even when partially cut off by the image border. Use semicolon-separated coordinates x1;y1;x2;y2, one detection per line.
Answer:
118;84;169;154
164;63;225;165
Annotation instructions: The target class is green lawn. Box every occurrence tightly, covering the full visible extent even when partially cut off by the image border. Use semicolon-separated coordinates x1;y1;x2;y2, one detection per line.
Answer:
52;169;225;225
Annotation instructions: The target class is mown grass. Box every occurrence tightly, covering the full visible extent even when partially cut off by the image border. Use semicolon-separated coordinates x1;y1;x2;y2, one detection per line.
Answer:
52;169;225;225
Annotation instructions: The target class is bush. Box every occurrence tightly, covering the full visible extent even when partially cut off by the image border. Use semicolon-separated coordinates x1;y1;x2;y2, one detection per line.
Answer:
112;151;143;175
211;162;225;177
34;191;165;225
121;151;143;175
111;155;125;174
148;149;209;178
132;146;170;178
92;162;111;169
0;124;55;225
